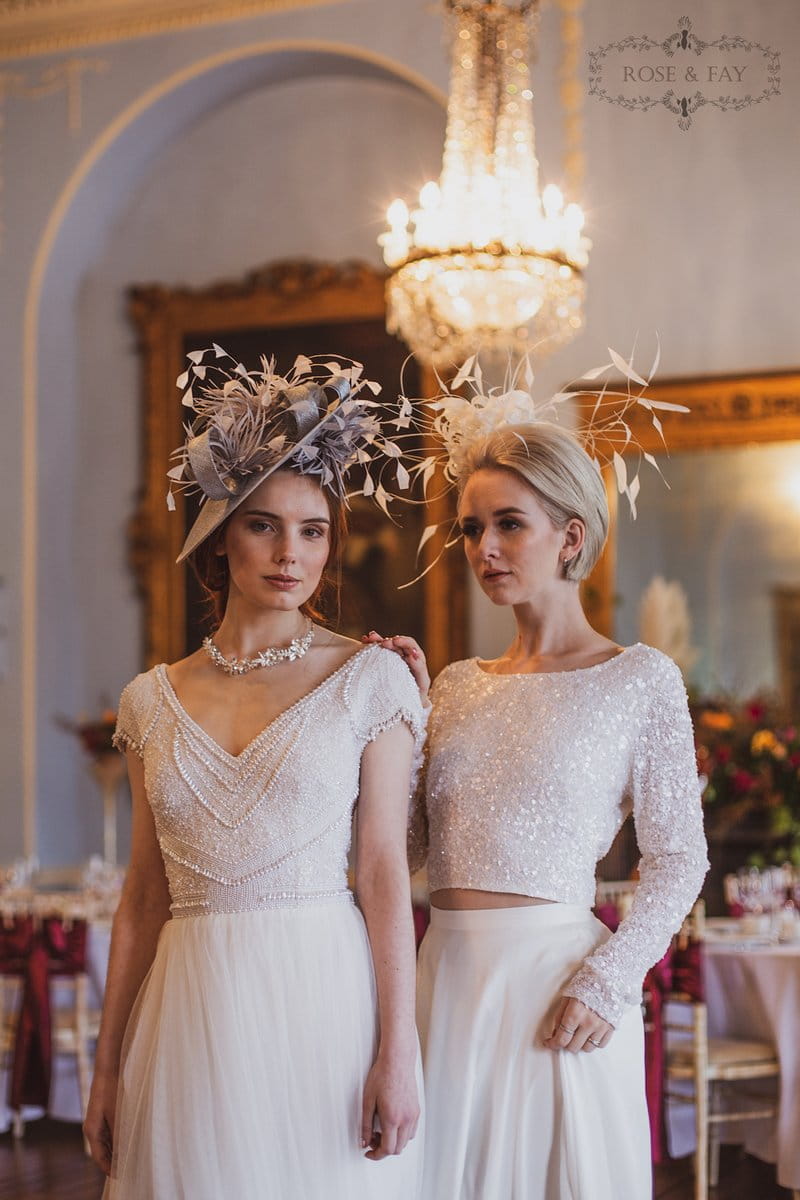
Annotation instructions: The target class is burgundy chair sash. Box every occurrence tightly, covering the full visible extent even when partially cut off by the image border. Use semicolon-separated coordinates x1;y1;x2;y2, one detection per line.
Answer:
412;904;430;951
0;915;36;976
642;950;672;1163
7;916;88;1110
671;938;704;1002
594;902;620;933
643;938;704;1164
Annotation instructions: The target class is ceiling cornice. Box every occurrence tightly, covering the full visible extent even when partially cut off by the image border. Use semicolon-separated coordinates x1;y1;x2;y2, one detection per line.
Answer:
0;0;337;59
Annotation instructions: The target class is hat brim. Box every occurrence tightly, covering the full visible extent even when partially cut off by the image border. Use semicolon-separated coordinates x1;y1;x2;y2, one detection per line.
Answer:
175;398;347;563
176;455;294;564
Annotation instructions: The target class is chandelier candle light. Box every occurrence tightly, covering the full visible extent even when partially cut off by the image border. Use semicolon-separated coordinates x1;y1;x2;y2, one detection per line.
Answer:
380;0;590;365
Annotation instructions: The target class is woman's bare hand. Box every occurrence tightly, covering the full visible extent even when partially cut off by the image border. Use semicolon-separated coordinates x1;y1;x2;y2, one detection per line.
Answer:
543;996;614;1054
361;1052;420;1160
84;1072;117;1175
362;632;431;706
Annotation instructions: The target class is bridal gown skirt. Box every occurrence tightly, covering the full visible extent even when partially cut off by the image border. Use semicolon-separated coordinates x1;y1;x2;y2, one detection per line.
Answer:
417;904;651;1200
104;898;423;1200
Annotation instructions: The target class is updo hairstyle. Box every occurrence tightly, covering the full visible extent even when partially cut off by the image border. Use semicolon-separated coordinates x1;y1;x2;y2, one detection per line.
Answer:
457;421;609;582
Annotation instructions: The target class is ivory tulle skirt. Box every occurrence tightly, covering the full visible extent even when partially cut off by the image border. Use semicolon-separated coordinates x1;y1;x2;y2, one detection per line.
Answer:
104;899;423;1200
416;904;651;1200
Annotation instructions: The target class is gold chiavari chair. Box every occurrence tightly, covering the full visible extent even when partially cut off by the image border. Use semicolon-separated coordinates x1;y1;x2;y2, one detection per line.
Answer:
663;902;781;1200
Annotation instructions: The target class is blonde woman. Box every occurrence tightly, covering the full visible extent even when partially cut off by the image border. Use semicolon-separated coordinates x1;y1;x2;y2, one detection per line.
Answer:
371;410;708;1200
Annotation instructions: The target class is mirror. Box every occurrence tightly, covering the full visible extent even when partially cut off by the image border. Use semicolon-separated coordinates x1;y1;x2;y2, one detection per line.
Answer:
614;442;800;703
584;369;800;713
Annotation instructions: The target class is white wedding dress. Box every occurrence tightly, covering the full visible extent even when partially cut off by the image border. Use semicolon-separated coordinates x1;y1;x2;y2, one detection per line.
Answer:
105;645;425;1200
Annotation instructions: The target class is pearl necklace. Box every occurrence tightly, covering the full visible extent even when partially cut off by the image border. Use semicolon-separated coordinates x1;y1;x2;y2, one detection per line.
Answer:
202;622;315;676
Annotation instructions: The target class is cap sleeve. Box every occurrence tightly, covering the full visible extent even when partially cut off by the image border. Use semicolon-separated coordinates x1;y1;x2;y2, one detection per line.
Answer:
347;646;426;750
563;650;709;1026
112;671;160;759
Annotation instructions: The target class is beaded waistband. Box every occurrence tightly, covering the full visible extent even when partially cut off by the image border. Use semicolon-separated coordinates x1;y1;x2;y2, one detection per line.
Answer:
170;887;354;919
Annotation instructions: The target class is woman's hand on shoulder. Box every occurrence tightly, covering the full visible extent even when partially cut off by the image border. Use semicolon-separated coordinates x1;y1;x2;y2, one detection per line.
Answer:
544;996;614;1055
361;1048;421;1160
361;631;431;706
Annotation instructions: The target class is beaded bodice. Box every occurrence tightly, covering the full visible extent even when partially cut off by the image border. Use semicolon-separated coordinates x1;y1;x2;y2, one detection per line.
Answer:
410;644;708;1025
114;646;424;919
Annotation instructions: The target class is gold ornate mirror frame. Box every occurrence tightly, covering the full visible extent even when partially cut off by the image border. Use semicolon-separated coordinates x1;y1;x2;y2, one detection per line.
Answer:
583;369;800;662
127;258;466;676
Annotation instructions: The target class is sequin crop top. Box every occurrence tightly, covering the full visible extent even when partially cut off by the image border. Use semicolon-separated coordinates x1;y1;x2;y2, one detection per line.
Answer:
113;645;425;919
409;644;708;1026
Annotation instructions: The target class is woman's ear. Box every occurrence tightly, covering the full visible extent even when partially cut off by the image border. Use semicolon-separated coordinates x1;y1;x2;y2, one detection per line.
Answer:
562;518;586;556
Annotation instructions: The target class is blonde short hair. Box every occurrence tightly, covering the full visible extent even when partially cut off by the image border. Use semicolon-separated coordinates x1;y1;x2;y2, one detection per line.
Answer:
457;422;608;581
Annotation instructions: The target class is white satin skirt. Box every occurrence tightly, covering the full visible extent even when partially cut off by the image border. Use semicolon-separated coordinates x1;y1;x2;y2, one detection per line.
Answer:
416;904;651;1200
104;899;423;1200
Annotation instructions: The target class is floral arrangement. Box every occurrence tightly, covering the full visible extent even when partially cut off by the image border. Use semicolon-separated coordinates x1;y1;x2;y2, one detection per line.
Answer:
694;698;800;866
57;709;118;759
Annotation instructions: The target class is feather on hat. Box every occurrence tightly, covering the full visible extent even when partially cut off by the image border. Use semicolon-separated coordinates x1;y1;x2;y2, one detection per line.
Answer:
396;340;689;585
168;345;408;562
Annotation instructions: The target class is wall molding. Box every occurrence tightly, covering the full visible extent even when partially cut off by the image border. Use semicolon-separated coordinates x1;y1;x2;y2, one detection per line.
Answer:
0;57;107;250
0;0;334;58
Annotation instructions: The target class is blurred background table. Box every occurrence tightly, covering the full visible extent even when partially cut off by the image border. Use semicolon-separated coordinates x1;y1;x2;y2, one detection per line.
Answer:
667;919;800;1194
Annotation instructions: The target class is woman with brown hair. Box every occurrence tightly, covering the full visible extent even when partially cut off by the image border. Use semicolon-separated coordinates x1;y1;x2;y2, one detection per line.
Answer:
84;349;425;1199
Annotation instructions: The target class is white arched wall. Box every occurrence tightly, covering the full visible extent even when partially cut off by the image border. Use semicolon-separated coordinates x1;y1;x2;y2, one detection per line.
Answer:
9;0;800;866
24;43;446;865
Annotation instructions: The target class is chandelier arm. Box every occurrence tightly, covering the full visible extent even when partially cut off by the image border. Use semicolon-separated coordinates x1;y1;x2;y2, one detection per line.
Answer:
395;246;583;273
445;0;539;15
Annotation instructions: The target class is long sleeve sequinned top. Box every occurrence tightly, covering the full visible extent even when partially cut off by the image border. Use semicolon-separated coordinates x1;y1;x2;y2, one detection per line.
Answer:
409;644;709;1026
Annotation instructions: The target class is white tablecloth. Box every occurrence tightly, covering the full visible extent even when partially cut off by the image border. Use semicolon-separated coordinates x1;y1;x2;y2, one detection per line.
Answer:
0;920;111;1132
666;932;800;1191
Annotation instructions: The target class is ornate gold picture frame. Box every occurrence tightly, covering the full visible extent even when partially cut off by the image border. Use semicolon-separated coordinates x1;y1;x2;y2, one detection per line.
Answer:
127;258;466;675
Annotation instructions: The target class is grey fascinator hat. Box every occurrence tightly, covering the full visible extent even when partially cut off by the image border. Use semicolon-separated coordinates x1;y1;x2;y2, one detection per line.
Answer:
168;345;414;562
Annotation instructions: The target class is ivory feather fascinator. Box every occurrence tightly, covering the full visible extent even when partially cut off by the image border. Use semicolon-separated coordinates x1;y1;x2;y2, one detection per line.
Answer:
168;345;414;562
397;340;689;583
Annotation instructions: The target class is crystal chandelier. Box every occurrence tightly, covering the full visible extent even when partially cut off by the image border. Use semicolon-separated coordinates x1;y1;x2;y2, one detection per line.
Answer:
380;0;590;366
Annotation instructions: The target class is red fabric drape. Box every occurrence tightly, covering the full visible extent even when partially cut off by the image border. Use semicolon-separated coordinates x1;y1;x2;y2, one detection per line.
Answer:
1;916;88;1110
643;938;704;1163
594;902;621;933
412;904;429;951
642;950;673;1163
0;915;35;973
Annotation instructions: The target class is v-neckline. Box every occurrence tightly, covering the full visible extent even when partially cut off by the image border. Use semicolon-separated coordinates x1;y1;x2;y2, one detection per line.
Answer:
157;645;373;763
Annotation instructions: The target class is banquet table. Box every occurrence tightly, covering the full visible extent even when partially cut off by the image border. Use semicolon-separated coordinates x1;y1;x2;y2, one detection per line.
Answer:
0;913;112;1133
666;921;800;1193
